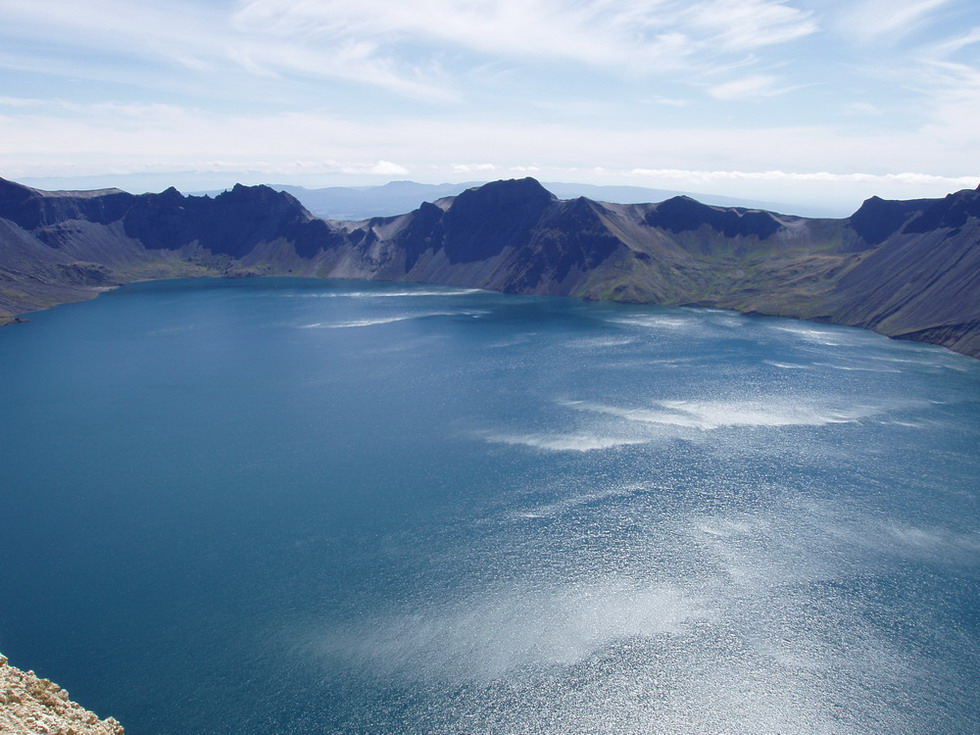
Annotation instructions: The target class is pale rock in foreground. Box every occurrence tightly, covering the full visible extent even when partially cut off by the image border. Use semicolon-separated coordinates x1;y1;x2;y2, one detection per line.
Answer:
0;653;123;735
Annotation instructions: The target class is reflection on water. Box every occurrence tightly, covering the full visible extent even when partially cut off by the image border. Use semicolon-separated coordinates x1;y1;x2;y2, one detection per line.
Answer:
0;278;977;735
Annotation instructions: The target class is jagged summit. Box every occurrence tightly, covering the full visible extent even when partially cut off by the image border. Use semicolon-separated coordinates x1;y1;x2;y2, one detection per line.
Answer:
451;177;555;209
848;187;980;243
904;187;980;233
0;176;126;199
848;195;930;245
439;178;556;264
0;176;134;229
645;195;783;240
0;176;977;358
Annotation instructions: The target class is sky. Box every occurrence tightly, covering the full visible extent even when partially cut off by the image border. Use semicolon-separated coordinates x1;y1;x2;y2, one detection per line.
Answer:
0;0;978;214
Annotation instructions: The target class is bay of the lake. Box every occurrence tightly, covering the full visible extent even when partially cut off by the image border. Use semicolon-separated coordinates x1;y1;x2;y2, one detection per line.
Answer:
1;277;978;734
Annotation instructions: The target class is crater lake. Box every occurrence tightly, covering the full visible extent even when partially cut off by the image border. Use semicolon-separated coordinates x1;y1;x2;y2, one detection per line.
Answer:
1;278;978;734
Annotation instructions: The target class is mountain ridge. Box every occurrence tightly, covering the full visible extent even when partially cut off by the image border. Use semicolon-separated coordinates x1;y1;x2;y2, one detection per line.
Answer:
1;175;977;358
267;180;813;221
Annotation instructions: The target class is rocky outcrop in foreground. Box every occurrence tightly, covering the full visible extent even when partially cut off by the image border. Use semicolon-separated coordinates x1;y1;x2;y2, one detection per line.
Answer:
1;176;978;358
0;653;123;735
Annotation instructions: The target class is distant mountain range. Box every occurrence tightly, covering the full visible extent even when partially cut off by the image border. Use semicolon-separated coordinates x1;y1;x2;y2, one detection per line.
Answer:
1;176;978;358
266;181;813;220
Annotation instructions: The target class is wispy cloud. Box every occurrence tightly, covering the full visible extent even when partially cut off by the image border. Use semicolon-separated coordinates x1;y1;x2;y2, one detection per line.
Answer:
232;0;817;71
340;160;411;176
925;25;980;56
0;96;50;108
2;0;977;212
844;102;883;115
0;0;821;103
452;163;498;173
0;0;455;99
894;19;980;146
815;0;980;163
650;96;690;107
683;0;818;51
2;100;974;188
628;168;979;188
840;0;956;42
707;74;798;99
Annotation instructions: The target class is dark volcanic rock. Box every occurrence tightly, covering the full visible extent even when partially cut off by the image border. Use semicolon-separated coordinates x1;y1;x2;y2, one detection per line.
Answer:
904;188;980;234
397;201;445;271
848;195;931;245
123;185;338;257
513;197;621;290
645;196;782;240
439;177;555;263
1;176;978;359
0;177;134;230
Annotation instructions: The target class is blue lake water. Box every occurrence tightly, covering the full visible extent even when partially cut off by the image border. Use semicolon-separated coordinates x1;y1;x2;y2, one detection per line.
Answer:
1;277;978;734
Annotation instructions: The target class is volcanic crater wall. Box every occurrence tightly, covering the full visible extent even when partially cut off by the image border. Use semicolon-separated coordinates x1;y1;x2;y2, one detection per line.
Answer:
0;175;978;358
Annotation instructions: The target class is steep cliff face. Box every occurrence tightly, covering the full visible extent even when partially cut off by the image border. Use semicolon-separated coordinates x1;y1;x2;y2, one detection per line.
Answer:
0;653;124;734
0;176;977;358
832;189;980;356
644;195;783;240
120;184;344;259
0;178;134;231
378;185;625;295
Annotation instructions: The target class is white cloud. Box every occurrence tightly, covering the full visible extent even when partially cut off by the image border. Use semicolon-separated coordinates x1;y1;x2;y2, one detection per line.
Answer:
0;0;825;107
897;21;980;147
844;102;882;115
707;74;794;100
0;4;963;97
683;0;818;51
0;0;455;99
925;25;980;57
370;160;411;176
627;168;979;188
841;0;955;42
650;96;690;107
2;101;975;201
1;0;977;213
918;68;980;146
233;0;692;69
452;163;498;173
0;96;48;107
200;0;820;88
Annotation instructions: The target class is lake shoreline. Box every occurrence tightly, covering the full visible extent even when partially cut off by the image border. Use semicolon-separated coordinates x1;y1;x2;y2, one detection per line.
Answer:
4;272;977;361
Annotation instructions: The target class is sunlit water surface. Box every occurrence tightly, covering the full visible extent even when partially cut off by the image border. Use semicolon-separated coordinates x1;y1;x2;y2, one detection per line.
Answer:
1;278;978;734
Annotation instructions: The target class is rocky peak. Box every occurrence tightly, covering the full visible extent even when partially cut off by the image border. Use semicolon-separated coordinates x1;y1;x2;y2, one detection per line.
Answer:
848;195;930;245
451;177;554;211
122;184;321;255
903;187;980;233
0;177;39;229
0;178;135;229
439;178;557;263
217;183;309;213
645;196;781;240
0;176;33;198
848;188;980;243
